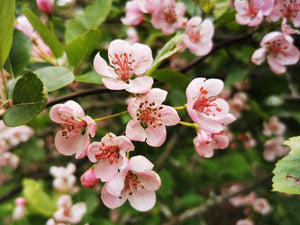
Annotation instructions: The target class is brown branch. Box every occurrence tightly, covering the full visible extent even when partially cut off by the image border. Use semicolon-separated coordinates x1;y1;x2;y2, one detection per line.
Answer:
162;173;273;225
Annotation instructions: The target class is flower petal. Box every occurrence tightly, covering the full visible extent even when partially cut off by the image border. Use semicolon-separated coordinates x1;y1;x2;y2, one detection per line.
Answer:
125;76;153;93
129;155;154;172
125;119;147;142
145;125;167;147
101;183;127;209
127;189;156;212
93;53;118;78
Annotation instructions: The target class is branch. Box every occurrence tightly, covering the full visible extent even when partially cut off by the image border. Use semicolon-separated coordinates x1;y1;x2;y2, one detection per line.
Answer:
162;173;273;225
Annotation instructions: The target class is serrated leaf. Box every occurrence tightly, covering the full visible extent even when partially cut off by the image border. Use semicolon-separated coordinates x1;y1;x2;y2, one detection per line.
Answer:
213;0;230;19
4;30;32;76
146;34;183;76
151;69;191;90
35;66;74;91
65;0;112;43
0;0;15;66
3;72;48;127
65;30;101;67
75;71;103;84
22;179;56;217
23;8;64;58
273;136;300;194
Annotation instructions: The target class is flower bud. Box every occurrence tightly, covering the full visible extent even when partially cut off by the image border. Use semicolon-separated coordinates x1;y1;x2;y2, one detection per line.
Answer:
36;0;55;15
80;168;99;188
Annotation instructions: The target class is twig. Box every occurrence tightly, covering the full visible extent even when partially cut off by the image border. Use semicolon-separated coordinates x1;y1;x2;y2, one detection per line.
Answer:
162;173;273;225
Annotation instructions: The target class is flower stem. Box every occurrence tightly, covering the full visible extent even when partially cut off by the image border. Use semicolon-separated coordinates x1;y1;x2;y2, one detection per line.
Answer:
173;104;187;111
178;121;200;129
94;110;128;122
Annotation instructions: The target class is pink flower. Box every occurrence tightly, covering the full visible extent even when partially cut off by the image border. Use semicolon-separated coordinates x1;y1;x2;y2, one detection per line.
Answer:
101;155;161;211
80;168;99;188
186;78;231;133
236;219;254;225
50;100;97;159
268;0;300;27
126;88;180;147
121;0;144;26
251;31;300;74
228;92;249;118
193;129;229;158
181;17;214;56
36;0;55;15
263;116;286;136
237;132;256;150
137;0;162;14
126;27;139;44
234;0;274;26
253;198;271;215
263;136;289;161
93;39;154;93
87;133;135;182
151;0;187;35
54;195;87;224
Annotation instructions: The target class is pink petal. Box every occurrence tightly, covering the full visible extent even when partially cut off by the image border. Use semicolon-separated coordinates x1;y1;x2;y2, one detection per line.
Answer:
248;10;264;26
94;160;121;182
199;19;214;42
115;136;135;152
127;97;140;118
102;77;129;90
159;105;180;126
251;48;267;65
267;54;286;74
87;142;101;163
146;88;168;106
194;113;224;133
69;203;87;224
127;189;156;211
145;125;167;147
193;136;214;158
85;116;97;137
49;104;63;123
132;43;153;75
276;45;300;65
203;78;224;97
126;76;153;93
101;183;127;209
105;171;127;196
125;119;147;142
129;155;154;172
137;170;161;191
186;78;206;102
108;40;133;66
93;53;118;78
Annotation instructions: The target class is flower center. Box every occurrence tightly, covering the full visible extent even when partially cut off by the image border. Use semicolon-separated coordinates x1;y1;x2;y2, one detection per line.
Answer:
58;113;87;139
124;171;144;196
136;100;163;128
163;6;177;24
94;143;120;165
110;53;135;82
193;87;222;116
282;0;299;19
187;24;202;42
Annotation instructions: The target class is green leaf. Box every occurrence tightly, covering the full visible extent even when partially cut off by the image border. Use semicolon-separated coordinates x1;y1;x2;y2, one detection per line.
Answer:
151;69;191;90
65;30;101;67
22;179;56;217
273;136;300;194
146;34;183;76
75;70;103;84
0;0;15;66
213;0;230;19
224;67;247;88
3;72;48;127
23;8;64;58
199;0;215;14
4;30;32;76
34;66;74;91
65;0;112;43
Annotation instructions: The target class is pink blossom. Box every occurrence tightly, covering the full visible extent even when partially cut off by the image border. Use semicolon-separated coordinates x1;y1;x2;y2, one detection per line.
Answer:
93;39;153;93
12;197;28;221
0;152;20;169
80;168;99;188
281;17;299;34
228;92;249;118
253;198;271;215
236;219;254;225
234;0;274;26
263;136;289;161
268;0;300;27
251;31;300;74
186;78;231;133
263;116;286;136
87;133;135;182
54;195;87;224
50;100;97;159
101;155;161;211
193;129;229;158
151;0;187;35
137;0;162;14
36;0;55;15
181;17;214;56
126;27;139;44
126;88;180;147
237;132;256;150
121;0;144;26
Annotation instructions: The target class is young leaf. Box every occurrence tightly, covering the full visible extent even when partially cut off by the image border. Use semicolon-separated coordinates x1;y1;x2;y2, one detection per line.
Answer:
4;30;33;76
75;71;103;84
146;34;183;76
65;0;112;43
22;179;56;217
3;72;48;127
273;136;300;194
34;66;74;91
23;8;64;58
65;30;101;67
0;0;15;66
213;0;230;19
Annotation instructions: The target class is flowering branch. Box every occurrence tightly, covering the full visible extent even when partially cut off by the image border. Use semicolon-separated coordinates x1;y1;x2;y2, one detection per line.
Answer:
93;110;128;122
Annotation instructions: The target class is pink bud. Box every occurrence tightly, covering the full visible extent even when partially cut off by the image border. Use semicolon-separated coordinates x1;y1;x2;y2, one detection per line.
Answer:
15;197;27;206
36;0;55;15
80;168;99;188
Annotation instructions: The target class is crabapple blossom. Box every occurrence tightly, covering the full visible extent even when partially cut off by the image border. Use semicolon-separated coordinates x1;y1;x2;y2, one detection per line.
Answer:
50;163;79;194
50;100;97;159
236;219;254;225
137;0;162;14
36;0;55;15
12;197;27;221
151;0;187;35
87;133;135;182
234;0;274;26
253;197;271;215
101;155;161;211
121;0;144;26
0;152;20;169
263;116;286;136
186;78;232;133
181;17;214;56
251;31;300;74
80;168;99;188
126;88;180;147
237;132;256;150
126;27;139;44
93;39;154;93
53;195;87;224
228;92;249;118
263;136;289;161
